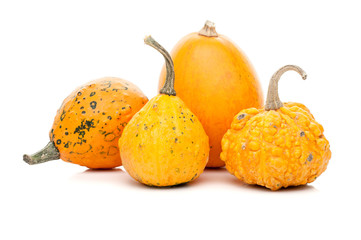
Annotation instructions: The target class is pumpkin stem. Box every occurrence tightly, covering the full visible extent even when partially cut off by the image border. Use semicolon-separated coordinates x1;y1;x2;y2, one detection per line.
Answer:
23;141;60;165
265;65;307;111
199;20;218;37
144;35;176;96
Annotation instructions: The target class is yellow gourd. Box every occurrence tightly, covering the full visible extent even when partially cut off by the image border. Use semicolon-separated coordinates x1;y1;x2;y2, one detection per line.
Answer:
220;65;331;190
119;36;209;187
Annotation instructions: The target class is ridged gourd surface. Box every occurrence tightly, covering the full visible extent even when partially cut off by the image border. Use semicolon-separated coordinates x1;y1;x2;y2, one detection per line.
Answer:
221;102;331;190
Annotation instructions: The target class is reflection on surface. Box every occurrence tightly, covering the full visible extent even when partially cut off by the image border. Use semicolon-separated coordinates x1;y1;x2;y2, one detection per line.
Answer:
68;166;318;192
191;167;318;192
69;167;125;185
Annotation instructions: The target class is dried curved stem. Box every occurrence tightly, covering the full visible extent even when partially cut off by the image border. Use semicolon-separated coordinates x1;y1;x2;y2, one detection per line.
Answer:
144;35;176;96
265;65;307;111
23;141;60;165
198;20;218;37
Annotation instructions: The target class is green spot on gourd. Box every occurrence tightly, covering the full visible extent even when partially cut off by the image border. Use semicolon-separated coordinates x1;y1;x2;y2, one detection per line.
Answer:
90;101;97;109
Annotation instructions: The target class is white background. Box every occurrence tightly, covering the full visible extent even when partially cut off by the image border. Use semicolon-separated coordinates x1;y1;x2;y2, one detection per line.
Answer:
1;0;360;239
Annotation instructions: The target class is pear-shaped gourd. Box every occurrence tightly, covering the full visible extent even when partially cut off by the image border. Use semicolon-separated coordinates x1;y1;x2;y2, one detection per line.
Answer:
119;36;209;187
23;78;148;169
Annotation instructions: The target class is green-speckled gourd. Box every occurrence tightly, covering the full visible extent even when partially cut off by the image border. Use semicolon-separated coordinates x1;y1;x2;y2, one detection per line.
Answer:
24;77;148;169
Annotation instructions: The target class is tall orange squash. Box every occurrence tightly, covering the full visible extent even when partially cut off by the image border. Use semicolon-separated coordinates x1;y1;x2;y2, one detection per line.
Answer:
158;21;264;167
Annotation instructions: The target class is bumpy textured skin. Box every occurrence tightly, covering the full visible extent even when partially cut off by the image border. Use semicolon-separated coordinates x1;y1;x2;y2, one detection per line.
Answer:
158;33;263;167
119;95;209;186
50;77;148;169
220;102;331;190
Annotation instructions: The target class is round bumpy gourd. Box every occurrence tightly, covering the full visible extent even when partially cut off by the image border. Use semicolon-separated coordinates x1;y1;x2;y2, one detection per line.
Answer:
220;65;331;190
119;36;209;187
158;21;263;167
24;78;148;169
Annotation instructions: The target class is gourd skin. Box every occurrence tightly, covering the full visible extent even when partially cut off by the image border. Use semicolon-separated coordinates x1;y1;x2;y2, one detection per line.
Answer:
51;77;148;169
119;95;209;186
158;32;263;168
221;102;331;190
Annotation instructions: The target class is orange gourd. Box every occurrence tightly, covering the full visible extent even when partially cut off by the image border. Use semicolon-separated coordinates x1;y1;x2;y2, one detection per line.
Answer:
23;78;148;169
158;21;263;167
119;36;209;186
220;65;331;190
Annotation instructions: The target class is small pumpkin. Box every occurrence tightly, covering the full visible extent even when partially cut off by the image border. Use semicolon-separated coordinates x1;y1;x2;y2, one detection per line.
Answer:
119;36;209;187
158;20;263;168
23;78;148;169
220;65;331;190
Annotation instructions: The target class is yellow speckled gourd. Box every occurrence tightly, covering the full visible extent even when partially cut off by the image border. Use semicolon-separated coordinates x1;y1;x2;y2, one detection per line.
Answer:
220;65;331;190
119;36;209;187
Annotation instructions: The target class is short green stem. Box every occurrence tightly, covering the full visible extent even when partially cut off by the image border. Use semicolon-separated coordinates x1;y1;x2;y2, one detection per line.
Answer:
23;141;60;165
